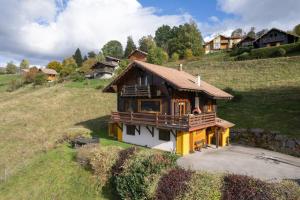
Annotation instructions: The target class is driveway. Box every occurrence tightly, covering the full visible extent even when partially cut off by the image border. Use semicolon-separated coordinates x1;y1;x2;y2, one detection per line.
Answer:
177;144;300;181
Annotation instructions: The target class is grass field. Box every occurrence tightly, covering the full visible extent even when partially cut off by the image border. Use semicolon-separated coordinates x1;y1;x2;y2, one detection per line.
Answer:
0;54;299;199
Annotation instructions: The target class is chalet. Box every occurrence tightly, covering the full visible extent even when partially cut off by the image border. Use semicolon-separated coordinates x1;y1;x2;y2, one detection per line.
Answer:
105;56;120;65
86;61;118;79
39;68;58;81
103;61;234;156
205;35;241;54
236;36;256;48
253;28;299;48
128;49;148;62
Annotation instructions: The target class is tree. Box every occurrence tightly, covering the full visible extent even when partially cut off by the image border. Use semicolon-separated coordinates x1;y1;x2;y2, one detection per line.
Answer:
96;52;105;62
247;27;256;38
20;59;29;69
138;35;156;53
293;24;300;36
256;29;268;38
87;51;96;58
6;62;17;74
184;49;193;60
124;36;137;58
168;22;204;58
154;25;172;51
47;60;62;73
61;57;77;77
79;58;97;73
170;52;179;62
101;40;123;58
147;47;168;65
73;48;83;67
231;28;244;37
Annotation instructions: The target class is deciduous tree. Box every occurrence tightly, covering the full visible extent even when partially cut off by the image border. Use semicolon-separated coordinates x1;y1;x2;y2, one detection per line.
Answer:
6;62;17;74
147;47;168;65
138;35;156;53
47;60;62;73
102;40;123;58
20;59;29;69
154;25;172;51
293;24;300;36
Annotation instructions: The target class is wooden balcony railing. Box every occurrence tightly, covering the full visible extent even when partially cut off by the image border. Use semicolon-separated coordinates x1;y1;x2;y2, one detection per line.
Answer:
121;85;151;97
111;111;216;131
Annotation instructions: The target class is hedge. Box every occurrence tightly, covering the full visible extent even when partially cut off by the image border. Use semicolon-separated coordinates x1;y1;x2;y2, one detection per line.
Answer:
250;42;300;59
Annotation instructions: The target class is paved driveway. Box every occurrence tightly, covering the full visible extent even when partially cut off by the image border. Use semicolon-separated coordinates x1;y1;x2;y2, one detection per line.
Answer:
177;144;300;181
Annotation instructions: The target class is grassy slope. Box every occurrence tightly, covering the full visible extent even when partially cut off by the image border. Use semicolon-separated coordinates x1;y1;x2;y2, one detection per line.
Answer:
167;54;300;137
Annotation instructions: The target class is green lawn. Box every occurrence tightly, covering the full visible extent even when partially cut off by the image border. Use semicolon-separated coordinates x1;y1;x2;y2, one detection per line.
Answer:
63;78;112;89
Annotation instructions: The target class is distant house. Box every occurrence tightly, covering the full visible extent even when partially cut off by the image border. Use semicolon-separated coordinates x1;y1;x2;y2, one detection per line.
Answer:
105;56;121;65
204;35;241;54
39;68;58;81
128;49;148;62
236;36;256;48
86;61;118;79
253;28;299;48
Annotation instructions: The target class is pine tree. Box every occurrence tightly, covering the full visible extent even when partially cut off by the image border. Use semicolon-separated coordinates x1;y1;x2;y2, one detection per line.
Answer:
124;36;137;58
73;48;83;67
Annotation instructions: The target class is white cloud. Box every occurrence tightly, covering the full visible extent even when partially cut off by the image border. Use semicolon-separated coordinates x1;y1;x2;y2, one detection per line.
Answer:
201;0;300;41
0;0;191;65
209;16;219;23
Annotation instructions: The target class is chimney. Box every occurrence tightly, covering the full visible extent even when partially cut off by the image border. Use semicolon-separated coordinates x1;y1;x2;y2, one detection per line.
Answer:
179;64;183;71
197;75;201;86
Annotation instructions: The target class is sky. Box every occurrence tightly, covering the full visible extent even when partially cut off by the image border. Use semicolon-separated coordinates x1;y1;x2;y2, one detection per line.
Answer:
0;0;299;67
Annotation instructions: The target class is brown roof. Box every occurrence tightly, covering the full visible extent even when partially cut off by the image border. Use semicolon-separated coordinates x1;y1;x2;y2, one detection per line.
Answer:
40;68;58;75
254;27;299;42
215;117;235;128
128;49;148;58
103;60;233;99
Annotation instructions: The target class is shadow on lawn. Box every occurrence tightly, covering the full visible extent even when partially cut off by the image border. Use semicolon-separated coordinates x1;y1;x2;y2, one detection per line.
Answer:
75;115;111;139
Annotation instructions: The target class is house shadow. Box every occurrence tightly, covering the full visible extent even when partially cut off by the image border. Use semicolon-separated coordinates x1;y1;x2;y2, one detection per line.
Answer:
75;115;111;139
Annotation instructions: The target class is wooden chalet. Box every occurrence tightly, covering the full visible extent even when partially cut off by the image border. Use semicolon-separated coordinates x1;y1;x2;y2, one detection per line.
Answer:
253;28;299;48
39;68;58;81
205;35;241;54
103;61;234;155
86;59;119;79
128;49;148;62
236;36;256;48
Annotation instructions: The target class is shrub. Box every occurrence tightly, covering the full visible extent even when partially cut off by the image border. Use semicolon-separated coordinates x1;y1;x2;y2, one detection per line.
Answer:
111;147;138;177
235;52;250;61
222;174;273;200
181;172;222;200
272;48;286;57
115;151;177;199
170;52;179;62
69;72;85;82
155;168;193;200
184;49;193;60
33;73;47;85
57;127;92;144
6;79;24;92
147;47;169;65
230;47;252;57
272;180;300;200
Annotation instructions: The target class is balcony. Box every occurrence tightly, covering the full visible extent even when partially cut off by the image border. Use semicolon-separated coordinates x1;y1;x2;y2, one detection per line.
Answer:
110;111;216;131
121;85;151;97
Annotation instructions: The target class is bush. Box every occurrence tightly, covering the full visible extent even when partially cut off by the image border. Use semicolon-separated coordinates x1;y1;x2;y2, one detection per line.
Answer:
147;47;169;65
115;151;177;199
250;42;300;59
184;49;193;60
181;172;222;200
6;79;24;92
235;52;250;61
222;174;273;200
111;147;138;177
33;73;47;85
170;52;179;62
272;180;300;200
155;168;192;200
70;72;85;82
272;48;286;57
230;47;252;57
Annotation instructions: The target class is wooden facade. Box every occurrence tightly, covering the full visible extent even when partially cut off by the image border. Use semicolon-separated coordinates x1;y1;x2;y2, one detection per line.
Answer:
205;35;241;54
128;49;148;62
104;61;234;155
254;28;299;48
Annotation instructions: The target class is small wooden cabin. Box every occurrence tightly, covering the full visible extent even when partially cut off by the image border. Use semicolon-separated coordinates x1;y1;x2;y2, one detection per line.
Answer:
39;68;58;81
128;49;148;62
236;36;256;48
254;28;299;48
103;61;234;155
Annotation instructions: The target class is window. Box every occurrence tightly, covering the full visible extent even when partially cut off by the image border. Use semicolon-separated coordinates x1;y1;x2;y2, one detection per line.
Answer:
207;100;213;112
159;129;170;141
138;99;161;113
126;125;135;135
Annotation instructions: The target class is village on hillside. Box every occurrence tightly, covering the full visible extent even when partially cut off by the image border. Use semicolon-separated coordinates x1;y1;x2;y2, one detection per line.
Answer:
0;1;300;200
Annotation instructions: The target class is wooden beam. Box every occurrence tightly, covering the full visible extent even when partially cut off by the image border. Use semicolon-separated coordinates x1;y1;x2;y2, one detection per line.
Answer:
116;123;123;131
146;126;154;137
135;125;141;135
216;127;219;149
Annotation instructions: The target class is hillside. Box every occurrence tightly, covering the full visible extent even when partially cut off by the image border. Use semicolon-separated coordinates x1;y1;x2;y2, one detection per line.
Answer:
167;54;300;137
0;55;299;198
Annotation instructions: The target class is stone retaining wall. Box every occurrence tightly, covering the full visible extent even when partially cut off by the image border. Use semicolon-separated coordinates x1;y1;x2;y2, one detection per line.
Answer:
230;128;300;157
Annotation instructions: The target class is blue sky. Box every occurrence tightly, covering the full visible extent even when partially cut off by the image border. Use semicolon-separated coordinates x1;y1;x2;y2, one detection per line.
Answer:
0;0;299;66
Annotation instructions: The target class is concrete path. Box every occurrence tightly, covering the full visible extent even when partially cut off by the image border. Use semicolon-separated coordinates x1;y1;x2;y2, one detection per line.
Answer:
177;144;300;181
